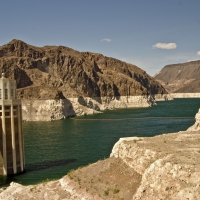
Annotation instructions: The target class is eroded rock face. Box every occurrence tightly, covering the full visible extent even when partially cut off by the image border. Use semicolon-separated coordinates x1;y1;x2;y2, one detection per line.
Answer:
187;109;200;131
0;39;167;99
21;95;158;121
110;132;200;199
1;130;200;200
0;39;167;120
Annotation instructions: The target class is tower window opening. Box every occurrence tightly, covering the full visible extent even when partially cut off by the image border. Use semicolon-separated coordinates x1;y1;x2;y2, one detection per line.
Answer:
5;111;10;116
5;89;8;99
11;89;13;97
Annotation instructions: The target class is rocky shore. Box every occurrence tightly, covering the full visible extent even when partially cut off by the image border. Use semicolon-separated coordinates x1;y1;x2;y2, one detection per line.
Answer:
0;109;200;199
187;109;200;131
171;93;200;98
21;94;172;121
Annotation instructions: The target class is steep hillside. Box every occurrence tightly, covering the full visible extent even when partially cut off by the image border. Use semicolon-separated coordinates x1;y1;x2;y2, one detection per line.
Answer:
175;78;200;93
0;39;168;120
154;60;200;93
0;39;167;99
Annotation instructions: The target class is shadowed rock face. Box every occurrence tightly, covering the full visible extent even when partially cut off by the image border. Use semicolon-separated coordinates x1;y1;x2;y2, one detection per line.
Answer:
154;61;200;93
0;39;166;100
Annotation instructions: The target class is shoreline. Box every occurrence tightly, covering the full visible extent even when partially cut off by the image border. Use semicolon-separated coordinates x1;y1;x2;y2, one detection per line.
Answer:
21;94;172;121
171;93;200;98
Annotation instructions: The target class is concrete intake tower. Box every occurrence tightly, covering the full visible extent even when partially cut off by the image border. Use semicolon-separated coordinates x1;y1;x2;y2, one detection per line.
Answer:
0;73;25;175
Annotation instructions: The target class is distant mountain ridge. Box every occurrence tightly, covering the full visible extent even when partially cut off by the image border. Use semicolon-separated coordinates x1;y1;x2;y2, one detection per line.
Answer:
154;60;200;93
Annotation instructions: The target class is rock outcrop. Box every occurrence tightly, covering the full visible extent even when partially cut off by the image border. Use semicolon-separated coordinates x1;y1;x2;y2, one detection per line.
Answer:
187;109;200;131
1;129;200;199
110;132;200;199
0;39;168;120
154;60;200;93
21;95;159;121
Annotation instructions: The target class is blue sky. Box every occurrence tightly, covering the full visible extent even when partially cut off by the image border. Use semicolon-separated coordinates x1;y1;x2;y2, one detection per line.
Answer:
0;0;200;75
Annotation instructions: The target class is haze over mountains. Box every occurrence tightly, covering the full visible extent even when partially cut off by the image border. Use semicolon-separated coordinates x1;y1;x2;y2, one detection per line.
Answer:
154;60;200;93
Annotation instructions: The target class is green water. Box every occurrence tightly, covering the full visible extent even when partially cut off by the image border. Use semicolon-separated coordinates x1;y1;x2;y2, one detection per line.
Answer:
1;98;200;186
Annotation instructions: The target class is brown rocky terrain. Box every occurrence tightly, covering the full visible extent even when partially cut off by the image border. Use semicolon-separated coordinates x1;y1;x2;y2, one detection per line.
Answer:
0;39;167;99
175;78;200;93
0;39;169;120
1;122;200;199
154;60;200;93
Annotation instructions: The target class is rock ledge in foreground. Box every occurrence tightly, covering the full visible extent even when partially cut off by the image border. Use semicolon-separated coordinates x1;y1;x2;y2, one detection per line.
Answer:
1;130;200;200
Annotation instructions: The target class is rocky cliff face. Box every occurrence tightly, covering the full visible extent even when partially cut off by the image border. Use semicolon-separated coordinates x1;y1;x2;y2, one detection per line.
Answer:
0;39;168;120
154;60;200;93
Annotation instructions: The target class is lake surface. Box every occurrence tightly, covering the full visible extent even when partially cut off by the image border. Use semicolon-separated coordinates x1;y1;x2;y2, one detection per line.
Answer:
1;98;200;187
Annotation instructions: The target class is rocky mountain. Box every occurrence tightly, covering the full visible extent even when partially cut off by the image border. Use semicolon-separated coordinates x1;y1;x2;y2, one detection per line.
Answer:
0;39;168;120
175;78;200;93
154;60;200;93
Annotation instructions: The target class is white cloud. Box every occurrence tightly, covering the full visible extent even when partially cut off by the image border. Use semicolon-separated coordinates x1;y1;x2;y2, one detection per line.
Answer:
100;38;111;42
197;51;200;56
152;43;177;50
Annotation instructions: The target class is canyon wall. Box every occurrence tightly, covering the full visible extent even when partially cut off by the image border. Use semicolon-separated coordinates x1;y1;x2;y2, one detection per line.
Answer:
0;39;168;121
